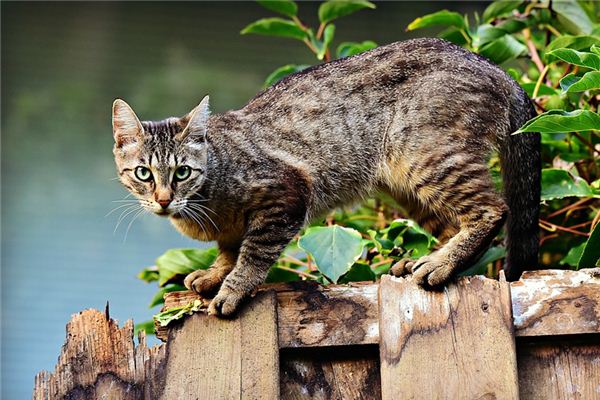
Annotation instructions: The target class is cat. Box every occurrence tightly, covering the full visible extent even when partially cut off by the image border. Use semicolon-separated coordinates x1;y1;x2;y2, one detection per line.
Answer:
112;38;540;317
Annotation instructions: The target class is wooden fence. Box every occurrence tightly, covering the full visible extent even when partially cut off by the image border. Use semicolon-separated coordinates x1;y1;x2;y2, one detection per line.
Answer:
34;268;600;399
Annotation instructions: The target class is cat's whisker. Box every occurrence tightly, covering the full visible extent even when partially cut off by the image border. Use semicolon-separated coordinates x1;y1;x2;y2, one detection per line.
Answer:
180;208;207;236
123;208;146;242
187;203;219;231
105;203;139;217
114;205;141;234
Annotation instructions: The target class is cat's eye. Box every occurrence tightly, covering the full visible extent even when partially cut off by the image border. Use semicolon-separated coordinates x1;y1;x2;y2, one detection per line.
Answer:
135;166;153;182
174;166;192;181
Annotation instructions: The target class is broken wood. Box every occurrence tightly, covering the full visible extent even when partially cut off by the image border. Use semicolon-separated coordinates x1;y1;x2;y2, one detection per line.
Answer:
378;274;519;399
33;309;165;400
34;269;600;399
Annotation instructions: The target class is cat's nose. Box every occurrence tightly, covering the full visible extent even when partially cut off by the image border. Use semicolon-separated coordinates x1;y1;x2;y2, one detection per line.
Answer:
157;199;171;209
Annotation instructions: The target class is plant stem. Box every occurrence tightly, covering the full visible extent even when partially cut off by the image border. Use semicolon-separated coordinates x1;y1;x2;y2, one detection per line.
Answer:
523;28;545;74
280;255;309;268
316;23;325;40
371;258;394;269
539;219;590;236
532;65;550;98
547;198;591;218
275;265;318;280
545;24;562;38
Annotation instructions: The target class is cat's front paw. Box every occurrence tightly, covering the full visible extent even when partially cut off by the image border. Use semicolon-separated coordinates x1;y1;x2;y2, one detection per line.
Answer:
208;287;244;318
411;254;456;287
184;269;223;297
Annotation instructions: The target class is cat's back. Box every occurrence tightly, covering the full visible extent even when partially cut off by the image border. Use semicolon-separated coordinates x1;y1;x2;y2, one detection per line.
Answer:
244;38;513;112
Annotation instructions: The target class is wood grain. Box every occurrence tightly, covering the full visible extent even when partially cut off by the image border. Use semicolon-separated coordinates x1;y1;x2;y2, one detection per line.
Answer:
160;281;379;348
378;274;519;399
518;337;600;400
160;269;600;348
159;290;279;400
280;346;381;400
512;268;600;337
33;308;166;400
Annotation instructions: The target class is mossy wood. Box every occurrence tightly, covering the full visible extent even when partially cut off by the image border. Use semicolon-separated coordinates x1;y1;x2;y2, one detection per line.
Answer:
34;269;600;399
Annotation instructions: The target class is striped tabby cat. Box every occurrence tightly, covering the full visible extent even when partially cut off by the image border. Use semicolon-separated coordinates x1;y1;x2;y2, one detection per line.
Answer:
112;38;540;317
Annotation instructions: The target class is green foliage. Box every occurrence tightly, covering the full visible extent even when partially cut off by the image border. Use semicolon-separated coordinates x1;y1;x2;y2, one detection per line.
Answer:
298;225;364;283
154;299;205;327
241;0;377;86
137;1;600;333
318;0;375;24
156;248;218;286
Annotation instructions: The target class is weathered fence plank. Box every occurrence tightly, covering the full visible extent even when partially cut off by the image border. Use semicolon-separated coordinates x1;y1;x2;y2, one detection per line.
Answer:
512;268;600;337
160;281;379;348
280;346;381;400
33;308;166;400
159;290;279;400
517;338;600;400
161;269;600;348
378;274;519;399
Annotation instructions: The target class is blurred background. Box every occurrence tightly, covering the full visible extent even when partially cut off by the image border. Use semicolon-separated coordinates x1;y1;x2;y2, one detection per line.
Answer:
1;2;484;397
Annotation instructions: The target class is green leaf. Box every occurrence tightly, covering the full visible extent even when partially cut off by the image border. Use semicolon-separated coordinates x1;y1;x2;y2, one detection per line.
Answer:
137;266;159;283
153;299;205;327
546;48;600;70
520;82;559;97
460;246;506;276
541;169;594;201
134;320;155;336
263;64;310;87
479;34;527;64
438;27;469;46
591;44;600;55
407;10;466;31
318;0;375;24
336;40;378;58
339;262;376;283
256;0;298;17
515;110;600;134
560;242;585;267
157;247;218;286
317;24;336;60
384;219;437;258
552;0;593;35
148;284;187;308
560;71;600;92
298;225;364;283
578;222;600;268
482;1;522;22
474;24;508;48
241;18;307;40
546;35;600;52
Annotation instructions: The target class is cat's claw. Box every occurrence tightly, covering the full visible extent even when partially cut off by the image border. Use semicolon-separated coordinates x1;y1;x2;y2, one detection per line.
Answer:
208;288;244;318
390;258;415;277
411;254;455;287
184;269;223;297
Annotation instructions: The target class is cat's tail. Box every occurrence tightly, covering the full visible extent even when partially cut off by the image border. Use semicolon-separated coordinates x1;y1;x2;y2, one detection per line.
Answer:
500;87;541;281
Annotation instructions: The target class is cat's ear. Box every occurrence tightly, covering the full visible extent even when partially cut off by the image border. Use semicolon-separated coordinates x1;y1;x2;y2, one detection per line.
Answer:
178;95;210;141
112;99;143;147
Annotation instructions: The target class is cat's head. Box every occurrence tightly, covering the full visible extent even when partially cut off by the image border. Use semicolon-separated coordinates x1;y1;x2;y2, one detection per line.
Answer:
112;97;210;217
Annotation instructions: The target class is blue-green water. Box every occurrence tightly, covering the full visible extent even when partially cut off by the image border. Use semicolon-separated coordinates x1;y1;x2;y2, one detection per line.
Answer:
1;2;483;398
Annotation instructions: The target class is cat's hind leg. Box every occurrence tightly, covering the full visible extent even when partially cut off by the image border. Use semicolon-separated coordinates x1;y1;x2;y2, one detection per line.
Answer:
410;173;507;287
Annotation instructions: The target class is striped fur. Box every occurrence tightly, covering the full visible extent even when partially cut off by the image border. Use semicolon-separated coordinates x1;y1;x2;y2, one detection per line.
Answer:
113;38;540;317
